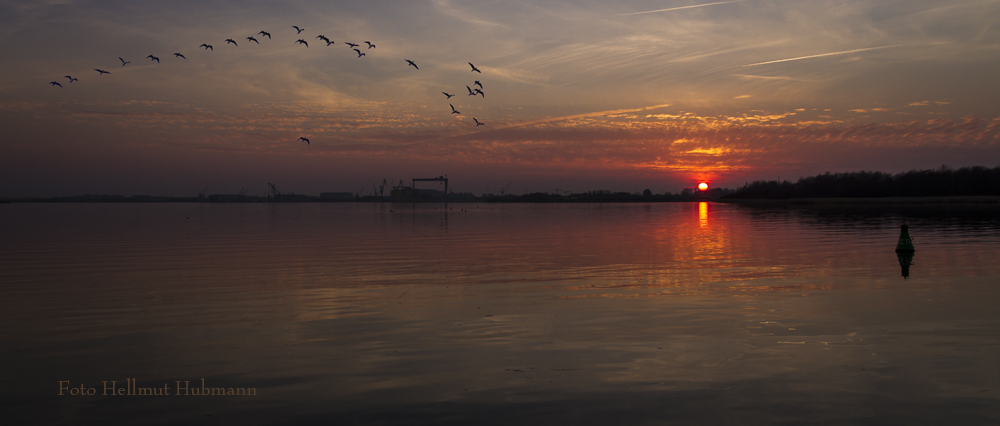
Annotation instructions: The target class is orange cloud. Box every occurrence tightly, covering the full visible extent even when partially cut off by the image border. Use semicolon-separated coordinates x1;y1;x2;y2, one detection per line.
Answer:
10;98;1000;195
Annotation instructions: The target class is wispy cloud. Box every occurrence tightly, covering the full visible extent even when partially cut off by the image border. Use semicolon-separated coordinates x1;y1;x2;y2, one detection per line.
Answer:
618;0;746;16
431;0;505;27
907;100;953;107
502;104;673;129
473;66;550;86
743;45;904;67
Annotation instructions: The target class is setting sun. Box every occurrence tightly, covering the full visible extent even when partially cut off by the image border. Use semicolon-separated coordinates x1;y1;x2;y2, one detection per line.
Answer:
698;182;709;191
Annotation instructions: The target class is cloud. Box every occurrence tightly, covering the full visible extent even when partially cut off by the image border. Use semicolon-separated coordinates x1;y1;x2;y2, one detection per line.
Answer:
617;0;746;16
327;112;1000;177
473;66;550;86
7;94;1000;196
431;0;506;28
501;104;673;130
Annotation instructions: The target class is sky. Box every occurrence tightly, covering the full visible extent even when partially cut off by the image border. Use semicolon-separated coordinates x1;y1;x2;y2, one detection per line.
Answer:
1;0;999;197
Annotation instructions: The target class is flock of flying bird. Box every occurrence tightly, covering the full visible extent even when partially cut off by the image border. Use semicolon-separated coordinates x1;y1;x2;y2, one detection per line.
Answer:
48;25;492;144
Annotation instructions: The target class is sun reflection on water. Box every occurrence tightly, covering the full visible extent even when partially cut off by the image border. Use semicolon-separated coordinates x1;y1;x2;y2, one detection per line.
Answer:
699;202;708;228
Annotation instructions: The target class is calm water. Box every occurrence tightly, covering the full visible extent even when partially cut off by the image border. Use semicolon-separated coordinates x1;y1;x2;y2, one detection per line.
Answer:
2;202;999;425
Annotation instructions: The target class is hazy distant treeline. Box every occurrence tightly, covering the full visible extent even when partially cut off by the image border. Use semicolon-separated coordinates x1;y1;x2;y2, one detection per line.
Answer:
724;166;1000;199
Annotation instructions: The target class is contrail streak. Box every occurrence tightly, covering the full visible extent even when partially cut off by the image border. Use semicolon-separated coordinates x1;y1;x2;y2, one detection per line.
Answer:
618;0;745;16
743;45;904;67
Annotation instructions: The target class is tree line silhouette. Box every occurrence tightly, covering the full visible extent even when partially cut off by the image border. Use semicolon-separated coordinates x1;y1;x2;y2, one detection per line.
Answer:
724;166;1000;199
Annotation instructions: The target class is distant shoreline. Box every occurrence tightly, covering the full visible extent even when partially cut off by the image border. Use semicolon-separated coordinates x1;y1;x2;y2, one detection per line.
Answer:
719;196;1000;205
4;195;1000;205
0;197;702;204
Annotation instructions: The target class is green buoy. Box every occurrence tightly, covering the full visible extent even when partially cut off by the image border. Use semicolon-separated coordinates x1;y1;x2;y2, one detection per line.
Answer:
895;224;915;253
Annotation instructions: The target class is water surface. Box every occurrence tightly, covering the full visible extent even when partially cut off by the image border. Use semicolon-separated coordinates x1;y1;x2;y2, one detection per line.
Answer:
2;202;999;425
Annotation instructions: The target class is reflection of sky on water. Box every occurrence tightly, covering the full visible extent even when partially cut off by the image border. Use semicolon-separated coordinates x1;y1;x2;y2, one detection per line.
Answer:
2;203;999;424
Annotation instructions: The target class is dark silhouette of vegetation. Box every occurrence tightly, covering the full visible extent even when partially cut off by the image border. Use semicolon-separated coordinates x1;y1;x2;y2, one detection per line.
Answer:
724;166;1000;199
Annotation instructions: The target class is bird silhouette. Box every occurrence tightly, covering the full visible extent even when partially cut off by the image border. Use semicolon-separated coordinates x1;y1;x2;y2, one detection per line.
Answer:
50;81;63;87
474;88;484;98
173;52;186;59
450;104;460;114
225;38;237;46
365;41;375;49
119;57;130;66
147;55;159;63
200;43;213;50
258;31;271;39
443;92;455;99
469;62;481;73
293;26;305;34
94;69;110;75
317;35;330;43
345;42;359;48
473;118;485;126
474;80;482;89
298;137;310;145
325;40;335;46
405;59;418;70
296;39;308;47
65;76;78;83
466;85;475;96
354;48;365;58
247;36;259;44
